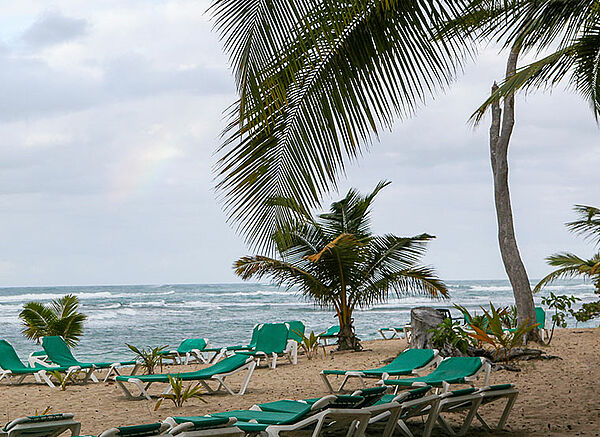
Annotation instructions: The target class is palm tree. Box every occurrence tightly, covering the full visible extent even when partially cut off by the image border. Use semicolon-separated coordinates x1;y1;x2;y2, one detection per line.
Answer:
535;205;600;322
209;0;599;339
234;181;448;350
19;294;87;347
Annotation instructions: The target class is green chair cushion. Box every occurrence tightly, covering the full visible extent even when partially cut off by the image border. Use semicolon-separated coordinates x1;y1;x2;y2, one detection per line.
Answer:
169;416;230;429
323;349;436;377
383;357;483;387
114;423;163;437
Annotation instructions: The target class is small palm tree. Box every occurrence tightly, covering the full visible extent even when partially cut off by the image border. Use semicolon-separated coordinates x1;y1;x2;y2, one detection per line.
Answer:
234;181;448;351
19;294;87;347
535;205;600;322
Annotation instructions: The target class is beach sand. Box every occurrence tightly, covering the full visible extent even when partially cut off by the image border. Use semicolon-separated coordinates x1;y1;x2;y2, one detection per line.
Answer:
1;328;599;436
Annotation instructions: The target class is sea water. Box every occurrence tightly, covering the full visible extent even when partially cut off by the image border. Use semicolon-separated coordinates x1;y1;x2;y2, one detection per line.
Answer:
0;280;596;362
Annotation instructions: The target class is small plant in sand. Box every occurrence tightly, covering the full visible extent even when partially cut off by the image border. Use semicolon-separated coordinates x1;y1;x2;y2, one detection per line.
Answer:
48;370;71;391
293;330;326;360
468;303;538;363
454;304;488;332
540;293;580;344
429;318;473;354
126;344;168;375
154;375;206;410
34;406;52;416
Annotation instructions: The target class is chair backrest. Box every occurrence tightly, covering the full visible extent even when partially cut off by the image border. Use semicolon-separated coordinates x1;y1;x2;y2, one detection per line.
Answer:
247;324;262;349
434;357;482;379
2;413;80;437
41;337;79;367
254;323;290;354
0;340;28;370
99;423;168;437
286;320;305;342
194;354;250;375
350;386;387;407
176;338;208;353
386;348;435;370
323;325;340;337
535;307;546;328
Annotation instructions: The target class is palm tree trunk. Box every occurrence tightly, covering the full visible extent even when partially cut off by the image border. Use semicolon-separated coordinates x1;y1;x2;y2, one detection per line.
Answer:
337;313;362;351
489;41;540;342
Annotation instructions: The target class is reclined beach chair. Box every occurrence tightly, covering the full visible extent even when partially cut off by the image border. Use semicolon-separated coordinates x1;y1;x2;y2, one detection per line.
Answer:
165;417;243;437
284;320;305;365
381;356;491;393
202;325;262;364
471;384;519;432
378;325;411;341
319;325;339;346
237;323;291;369
193;393;373;436
1;413;81;437
0;340;85;388
114;354;256;400
160;339;211;365
41;336;139;382
353;386;439;437
321;348;440;392
98;423;170;437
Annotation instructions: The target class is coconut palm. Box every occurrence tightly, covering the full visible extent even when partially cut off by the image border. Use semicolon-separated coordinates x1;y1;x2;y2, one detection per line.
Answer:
19;294;87;347
234;181;448;350
535;205;600;322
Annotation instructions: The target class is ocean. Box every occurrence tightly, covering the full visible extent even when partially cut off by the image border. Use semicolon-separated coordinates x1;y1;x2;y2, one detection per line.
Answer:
0;280;596;362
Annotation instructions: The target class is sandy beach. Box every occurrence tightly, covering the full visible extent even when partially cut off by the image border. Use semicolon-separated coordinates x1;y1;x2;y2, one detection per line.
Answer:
1;328;599;436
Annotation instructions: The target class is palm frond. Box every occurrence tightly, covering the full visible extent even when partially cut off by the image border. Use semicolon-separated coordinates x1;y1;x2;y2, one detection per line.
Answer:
213;0;472;249
567;204;600;245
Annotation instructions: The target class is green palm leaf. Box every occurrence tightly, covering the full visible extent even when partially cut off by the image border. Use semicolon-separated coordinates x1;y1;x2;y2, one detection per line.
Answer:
212;0;472;249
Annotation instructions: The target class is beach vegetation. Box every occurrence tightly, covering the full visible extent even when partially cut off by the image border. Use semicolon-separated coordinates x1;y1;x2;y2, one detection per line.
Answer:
540;293;580;344
535;205;600;324
154;375;206;410
454;304;488;331
234;182;447;351
126;344;167;375
19;294;87;347
34;406;52;416
293;329;326;360
468;303;538;363
429;318;473;355
48;370;71;391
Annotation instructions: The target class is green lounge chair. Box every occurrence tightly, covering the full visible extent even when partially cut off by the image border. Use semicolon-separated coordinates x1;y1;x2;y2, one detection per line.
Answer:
202;324;262;364
378;325;411;341
165;417;243;437
535;307;548;342
160;338;211;365
352;386;438;437
284;320;305;365
237;323;291;369
321;348;440;392
0;340;86;388
381;357;491;393
1;414;81;437
42;336;139;382
114;354;256;400
98;423;170;437
320;325;339;346
204;393;372;436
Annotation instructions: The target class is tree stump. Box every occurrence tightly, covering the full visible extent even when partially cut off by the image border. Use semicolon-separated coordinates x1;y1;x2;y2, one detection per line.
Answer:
409;307;445;349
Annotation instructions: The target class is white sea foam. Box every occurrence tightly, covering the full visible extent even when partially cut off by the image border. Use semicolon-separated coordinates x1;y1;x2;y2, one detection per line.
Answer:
0;291;114;303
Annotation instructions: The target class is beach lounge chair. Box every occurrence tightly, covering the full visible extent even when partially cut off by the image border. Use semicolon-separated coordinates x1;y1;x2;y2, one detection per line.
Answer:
160;339;211;365
0;340;87;388
202;324;262;364
471;384;519;432
319;325;339;346
41;336;139;382
114;354;256;400
237;323;291;369
353;386;439;437
165;417;244;437
535;307;548;342
321;348;440;392
284;320;305;365
378;325;411;341
381;356;491;393
203;393;373;436
98;423;170;437
1;413;81;437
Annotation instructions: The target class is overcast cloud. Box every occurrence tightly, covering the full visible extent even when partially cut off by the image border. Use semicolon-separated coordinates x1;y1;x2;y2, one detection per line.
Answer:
0;1;598;287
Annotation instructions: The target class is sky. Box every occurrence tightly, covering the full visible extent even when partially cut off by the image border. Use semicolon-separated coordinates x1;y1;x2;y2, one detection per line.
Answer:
0;1;598;287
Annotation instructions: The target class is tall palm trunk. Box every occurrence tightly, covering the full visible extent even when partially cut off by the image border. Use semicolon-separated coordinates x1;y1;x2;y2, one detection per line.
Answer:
489;41;540;342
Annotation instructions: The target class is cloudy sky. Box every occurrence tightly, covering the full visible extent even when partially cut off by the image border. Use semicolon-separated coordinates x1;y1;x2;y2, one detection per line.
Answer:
1;1;598;287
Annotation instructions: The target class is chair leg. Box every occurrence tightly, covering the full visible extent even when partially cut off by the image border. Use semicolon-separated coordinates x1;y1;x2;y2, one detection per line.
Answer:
320;373;335;393
497;393;519;430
